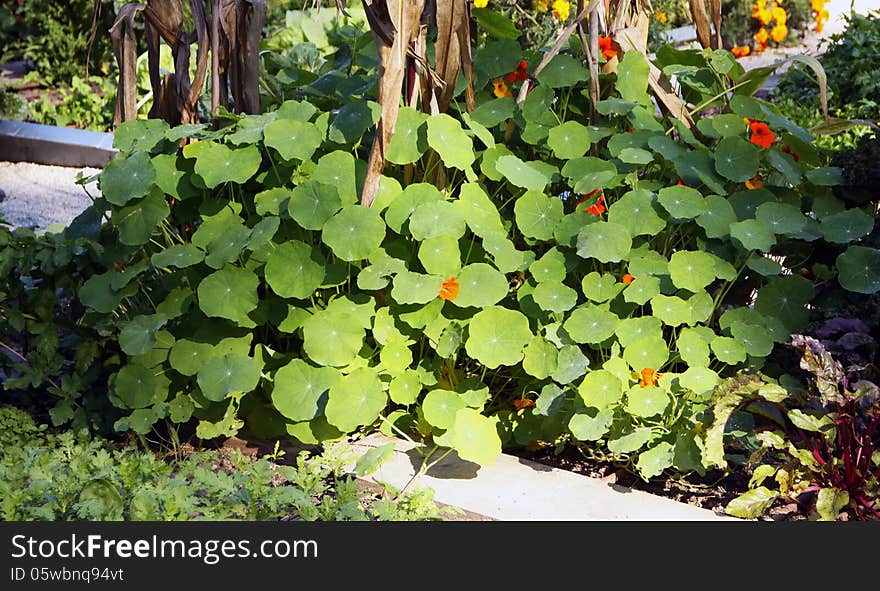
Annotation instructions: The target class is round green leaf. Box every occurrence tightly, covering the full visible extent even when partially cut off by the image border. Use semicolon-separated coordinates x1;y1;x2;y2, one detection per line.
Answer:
730;219;776;251
169;339;214;377
636;441;674;479
616;316;663;348
626;386;670;418
836;246;880;294
264;118;323;162
188;142;262;188
623;275;661;305
265;240;325;299
676;328;711;367
321;205;386;261
391;271;443;305
197;266;259;325
114;364;157;409
522;336;558;379
426;114;474;170
711;336;748;364
607;427;653;454
581;272;623;303
730;321;774;357
568;409;614;441
607;189;666;237
418;235;461;277
384;183;443;234
313;151;358;204
115;189;170;246
679;366;720;394
576;221;632;263
409;201;467;240
470;97;516;128
288;181;342;230
669;250;716;292
562;157;617;193
819;208;874;244
389;370;422;405
324;368;386;432
618;147;654;165
456;183;506;238
563;305;619;344
715;136;760;182
548;121;591;159
657;185;707;219
577;369;623;410
552;344;590;384
536;54;588;88
272;359;340;422
532;281;578;313
423;389;466;429
756;202;807;235
379;340;413;375
530;248;566;283
697;195;738;238
152;244;204;269
119;314;168;356
623;336;669;371
711;113;747;137
196;354;262;401
450;408;502;466
302;310;365;367
754;275;814;331
497;155;554;191
465;306;532;368
386;106;428;164
650;294;691;327
453;263;510;308
101;152;156;206
514;190;564;240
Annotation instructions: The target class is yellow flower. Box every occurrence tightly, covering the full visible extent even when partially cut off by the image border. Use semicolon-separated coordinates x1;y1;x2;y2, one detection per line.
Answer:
772;5;787;25
474;0;488;7
552;0;570;21
536;0;549;12
493;78;512;98
655;11;667;24
745;175;764;190
770;23;788;43
756;8;772;25
754;27;769;45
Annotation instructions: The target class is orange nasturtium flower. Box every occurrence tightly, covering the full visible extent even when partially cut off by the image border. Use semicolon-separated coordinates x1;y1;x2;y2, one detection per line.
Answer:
492;78;512;98
731;45;751;58
745;174;765;190
598;36;617;60
622;273;635;285
506;60;529;84
639;368;661;388
439;277;460;301
748;120;776;148
474;0;489;8
552;0;570;21
514;398;536;411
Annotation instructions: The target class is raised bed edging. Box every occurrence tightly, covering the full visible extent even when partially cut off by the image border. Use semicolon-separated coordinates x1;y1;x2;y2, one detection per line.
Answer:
0;120;116;168
348;434;738;521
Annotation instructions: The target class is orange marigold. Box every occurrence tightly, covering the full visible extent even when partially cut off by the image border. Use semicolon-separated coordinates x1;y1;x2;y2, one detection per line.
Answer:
770;24;788;43
731;45;751;58
439;277;460;301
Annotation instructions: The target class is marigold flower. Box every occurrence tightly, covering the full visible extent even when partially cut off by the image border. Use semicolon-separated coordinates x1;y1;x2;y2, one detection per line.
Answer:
622;273;635;285
748;120;776;148
731;45;751;58
754;27;770;47
655;11;667;24
745;174;764;190
770;24;788;43
439;277;460;301
756;8;773;25
772;5;787;25
474;0;489;8
552;0;570;21
536;0;549;12
492;78;512;98
514;398;536;411
639;368;661;388
598;36;617;60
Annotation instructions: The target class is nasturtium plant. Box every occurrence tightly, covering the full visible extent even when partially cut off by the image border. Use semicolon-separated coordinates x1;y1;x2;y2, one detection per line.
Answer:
33;34;871;485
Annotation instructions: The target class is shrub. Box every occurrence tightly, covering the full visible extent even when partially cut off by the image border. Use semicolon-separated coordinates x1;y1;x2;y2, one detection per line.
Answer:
27;75;116;131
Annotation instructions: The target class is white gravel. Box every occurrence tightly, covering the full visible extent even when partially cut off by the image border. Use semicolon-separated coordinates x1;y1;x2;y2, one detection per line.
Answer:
0;161;101;231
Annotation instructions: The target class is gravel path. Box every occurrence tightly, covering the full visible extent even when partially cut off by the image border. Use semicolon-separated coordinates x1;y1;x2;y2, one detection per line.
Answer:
0;161;101;231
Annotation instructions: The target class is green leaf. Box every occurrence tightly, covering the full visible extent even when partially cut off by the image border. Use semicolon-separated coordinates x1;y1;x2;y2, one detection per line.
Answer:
657;185;707;219
498;155;554;191
514;190;564;239
581;272;624;303
114;189;169;246
536;54;588;88
563;305;618;344
465;306;532;368
197;266;259;326
676;328;711;367
450;408;501;466
679;366;720;394
325;368;386;432
617;50;651;106
530;248;566;283
730;219;776;252
389;370;422;405
725;487;778;519
569;409;614;441
409;201;467;240
196;354;261;401
521;84;554;122
730;322;774;357
152;244;204;269
816;488;849;521
302;309;365;367
636;442;674;479
616;316;663;348
552;345;590;384
473;7;519;39
119;314;168;356
756;202;806;236
354;442;396;477
623;275;661;305
423;389;467;429
548;121;591;159
562;157;617;193
618;147;654;164
321;205;386;261
805;166;843;186
418;235;461;277
426;114;474;171
254;187;291;216
836;246;880;294
386;107;428;164
623;336;669;371
626;386;670;418
264;119;323;161
115;119;170;152
100;152;156;206
696;195;737;238
328;100;380;144
650;295;691;327
391;271;443;305
186;142;262;188
766;148;802;184
669;250;717;292
522;336;558;379
711;336;747;364
819;208;874;244
288;181;342;230
576;221;632;263
711;114;746;137
754;275;814;331
265;240;325;300
114;364;158;409
313;151;358;204
471;97;516;128
456;183;506;238
384;182;443;234
452;263;509;308
169;339;214;377
607;427;653;454
578;369;623;410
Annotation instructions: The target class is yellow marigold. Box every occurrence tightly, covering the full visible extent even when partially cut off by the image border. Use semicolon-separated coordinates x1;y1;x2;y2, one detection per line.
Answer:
772;5;787;25
811;0;824;10
770;23;788;42
474;0;489;8
755;27;770;45
655;11;667;24
731;45;751;58
752;0;767;16
493;78;512;98
756;8;772;25
536;0;549;12
552;0;570;21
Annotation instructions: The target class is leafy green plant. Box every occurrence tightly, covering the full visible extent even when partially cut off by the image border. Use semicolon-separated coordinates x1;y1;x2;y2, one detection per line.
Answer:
0;86;28;121
27;75;116;131
710;337;879;520
0;405;442;521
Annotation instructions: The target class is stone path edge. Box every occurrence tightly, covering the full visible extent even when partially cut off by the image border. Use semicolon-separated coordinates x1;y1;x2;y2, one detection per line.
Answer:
0;120;117;168
347;434;739;521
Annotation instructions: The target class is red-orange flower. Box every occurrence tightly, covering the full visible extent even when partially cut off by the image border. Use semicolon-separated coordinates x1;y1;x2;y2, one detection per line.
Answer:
748;120;776;148
731;45;751;58
598;36;617;60
575;189;603;213
781;145;800;162
676;179;685;186
585;194;606;216
505;60;530;83
438;277;460;301
622;273;635;285
514;398;536;411
639;367;661;388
